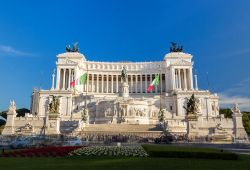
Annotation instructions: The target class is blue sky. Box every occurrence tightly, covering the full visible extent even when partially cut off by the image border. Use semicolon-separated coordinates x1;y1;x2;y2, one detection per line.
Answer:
0;0;250;111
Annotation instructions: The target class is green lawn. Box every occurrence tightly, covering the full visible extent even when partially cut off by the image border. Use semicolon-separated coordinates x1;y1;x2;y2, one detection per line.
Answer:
0;155;250;170
0;144;249;170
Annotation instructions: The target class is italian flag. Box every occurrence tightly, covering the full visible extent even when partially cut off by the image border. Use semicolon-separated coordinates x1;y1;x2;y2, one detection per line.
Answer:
147;74;160;92
80;72;87;85
70;72;87;87
70;80;75;87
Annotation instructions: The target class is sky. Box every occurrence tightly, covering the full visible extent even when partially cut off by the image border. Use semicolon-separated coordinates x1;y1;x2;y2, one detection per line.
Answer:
0;0;250;111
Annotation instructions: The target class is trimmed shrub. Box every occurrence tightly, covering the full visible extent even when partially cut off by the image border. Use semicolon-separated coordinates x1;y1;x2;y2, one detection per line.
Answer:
142;144;238;160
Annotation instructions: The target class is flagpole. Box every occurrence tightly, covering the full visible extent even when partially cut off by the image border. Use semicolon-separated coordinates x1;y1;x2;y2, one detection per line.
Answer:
84;62;88;120
159;64;162;110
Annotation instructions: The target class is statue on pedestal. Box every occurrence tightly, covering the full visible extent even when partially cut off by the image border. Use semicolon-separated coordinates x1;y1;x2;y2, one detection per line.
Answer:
121;66;128;83
120;66;129;98
82;108;89;123
231;103;241;114
48;96;60;114
184;94;198;120
158;108;166;122
8;100;16;113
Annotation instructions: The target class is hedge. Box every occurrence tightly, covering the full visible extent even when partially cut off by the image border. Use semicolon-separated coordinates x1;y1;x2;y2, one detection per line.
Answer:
142;144;238;160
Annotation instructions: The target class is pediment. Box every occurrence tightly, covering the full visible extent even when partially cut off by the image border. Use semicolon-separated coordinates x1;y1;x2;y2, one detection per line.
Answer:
172;59;192;66
66;59;78;65
58;58;78;65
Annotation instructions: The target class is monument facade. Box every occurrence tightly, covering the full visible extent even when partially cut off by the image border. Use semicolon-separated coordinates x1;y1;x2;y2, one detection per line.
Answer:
2;43;248;142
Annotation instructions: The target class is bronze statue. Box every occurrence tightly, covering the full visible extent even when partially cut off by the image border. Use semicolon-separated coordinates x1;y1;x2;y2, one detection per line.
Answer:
66;45;71;52
183;94;198;115
65;42;79;52
49;96;60;113
121;66;128;83
170;42;183;52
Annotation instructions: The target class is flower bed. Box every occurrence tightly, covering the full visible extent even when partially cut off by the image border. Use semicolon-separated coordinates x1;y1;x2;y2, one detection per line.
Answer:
2;146;81;157
69;145;148;157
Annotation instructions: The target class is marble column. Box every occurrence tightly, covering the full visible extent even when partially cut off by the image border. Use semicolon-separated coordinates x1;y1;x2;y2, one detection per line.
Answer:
68;69;71;90
91;74;94;92
189;68;194;90
51;69;55;90
194;74;198;90
86;71;89;92
175;69;178;89
178;69;181;90
101;74;104;93
135;75;138;93
62;69;65;90
116;75;119;93
111;75;114;93
140;74;143;93
165;73;167;92
131;75;133;93
171;68;175;90
150;74;152;93
184;69;187;90
96;74;99;93
145;74;147;93
106;75;109;93
155;74;158;93
56;68;60;90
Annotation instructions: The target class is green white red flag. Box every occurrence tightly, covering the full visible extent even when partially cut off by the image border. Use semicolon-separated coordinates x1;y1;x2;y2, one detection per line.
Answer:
70;72;87;87
80;72;87;85
147;74;160;92
70;80;75;87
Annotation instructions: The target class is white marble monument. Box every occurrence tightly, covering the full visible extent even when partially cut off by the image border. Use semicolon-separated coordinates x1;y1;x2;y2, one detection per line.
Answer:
2;43;248;142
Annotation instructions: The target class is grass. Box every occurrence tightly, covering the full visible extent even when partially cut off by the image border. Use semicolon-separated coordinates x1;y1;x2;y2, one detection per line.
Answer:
0;144;249;170
0;155;250;170
142;144;238;160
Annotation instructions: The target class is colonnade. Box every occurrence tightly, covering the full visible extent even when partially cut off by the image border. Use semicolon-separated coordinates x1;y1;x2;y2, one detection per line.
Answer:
56;69;167;93
56;68;75;90
84;74;166;94
55;68;193;92
173;68;192;90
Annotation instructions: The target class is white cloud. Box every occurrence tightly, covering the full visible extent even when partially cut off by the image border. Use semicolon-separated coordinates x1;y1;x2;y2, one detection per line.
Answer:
0;44;33;57
219;93;250;111
219;78;250;111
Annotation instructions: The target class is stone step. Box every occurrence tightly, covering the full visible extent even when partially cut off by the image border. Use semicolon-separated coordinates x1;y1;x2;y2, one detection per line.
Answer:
60;120;80;134
83;124;163;132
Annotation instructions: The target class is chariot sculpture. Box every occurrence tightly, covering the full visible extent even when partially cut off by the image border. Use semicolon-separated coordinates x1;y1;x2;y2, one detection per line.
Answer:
66;42;79;52
170;42;183;52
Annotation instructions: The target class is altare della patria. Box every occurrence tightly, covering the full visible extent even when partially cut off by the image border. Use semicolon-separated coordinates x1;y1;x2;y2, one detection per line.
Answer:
2;42;248;143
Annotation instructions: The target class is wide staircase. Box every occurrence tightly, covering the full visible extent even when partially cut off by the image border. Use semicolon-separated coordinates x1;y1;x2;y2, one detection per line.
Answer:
60;120;80;134
79;124;164;138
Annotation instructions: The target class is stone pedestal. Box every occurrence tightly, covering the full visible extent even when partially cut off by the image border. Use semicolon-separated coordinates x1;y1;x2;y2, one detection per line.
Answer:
2;101;17;135
187;120;198;138
233;113;248;140
231;104;248;141
2;110;16;135
120;82;129;98
45;113;60;134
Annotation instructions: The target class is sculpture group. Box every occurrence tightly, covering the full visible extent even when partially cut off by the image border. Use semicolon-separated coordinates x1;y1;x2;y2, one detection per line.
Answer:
66;42;79;52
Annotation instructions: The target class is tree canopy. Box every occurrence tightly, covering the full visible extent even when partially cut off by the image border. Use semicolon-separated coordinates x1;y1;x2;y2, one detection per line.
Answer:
0;108;30;126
